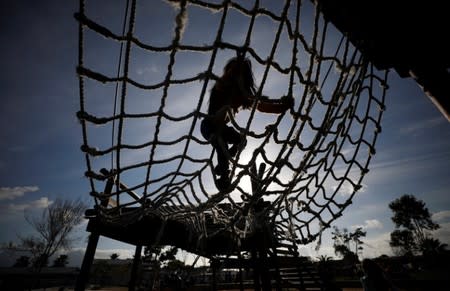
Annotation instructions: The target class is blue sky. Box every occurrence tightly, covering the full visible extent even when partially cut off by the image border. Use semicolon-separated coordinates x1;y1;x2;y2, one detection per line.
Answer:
1;0;450;267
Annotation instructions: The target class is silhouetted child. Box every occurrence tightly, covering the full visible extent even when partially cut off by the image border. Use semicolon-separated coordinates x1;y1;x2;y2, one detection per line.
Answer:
201;56;293;191
360;258;397;291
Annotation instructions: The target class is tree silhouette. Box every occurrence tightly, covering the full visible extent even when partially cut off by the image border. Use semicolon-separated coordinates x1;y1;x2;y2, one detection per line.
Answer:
350;227;366;255
19;199;86;272
331;226;366;262
110;253;120;260
52;254;69;267
389;194;441;256
420;237;448;256
143;246;179;290
143;245;178;265
13;256;30;268
390;229;415;256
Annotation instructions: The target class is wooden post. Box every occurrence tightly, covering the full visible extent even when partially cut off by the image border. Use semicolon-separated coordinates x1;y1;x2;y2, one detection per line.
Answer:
271;247;282;291
128;245;142;291
211;259;217;291
259;249;271;291
75;172;114;291
74;233;101;291
238;252;244;291
249;163;268;291
297;262;306;291
251;249;261;291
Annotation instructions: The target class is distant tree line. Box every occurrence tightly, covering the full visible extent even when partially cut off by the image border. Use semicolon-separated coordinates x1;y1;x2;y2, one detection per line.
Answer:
329;194;447;262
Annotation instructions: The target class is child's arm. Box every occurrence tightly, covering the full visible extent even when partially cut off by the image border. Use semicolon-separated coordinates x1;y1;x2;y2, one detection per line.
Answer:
254;96;294;114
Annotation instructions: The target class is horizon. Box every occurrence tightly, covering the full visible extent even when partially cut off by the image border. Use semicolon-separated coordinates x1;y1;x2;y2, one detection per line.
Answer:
1;0;450;269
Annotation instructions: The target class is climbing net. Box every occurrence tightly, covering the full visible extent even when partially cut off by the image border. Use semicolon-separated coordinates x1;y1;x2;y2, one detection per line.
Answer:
76;0;388;248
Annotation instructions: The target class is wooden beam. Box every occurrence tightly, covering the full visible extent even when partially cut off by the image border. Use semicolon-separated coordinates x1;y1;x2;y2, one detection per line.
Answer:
75;175;114;291
100;168;143;205
128;245;142;291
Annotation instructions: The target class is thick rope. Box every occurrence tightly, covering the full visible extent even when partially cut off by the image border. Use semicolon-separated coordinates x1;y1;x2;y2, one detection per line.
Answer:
76;0;388;248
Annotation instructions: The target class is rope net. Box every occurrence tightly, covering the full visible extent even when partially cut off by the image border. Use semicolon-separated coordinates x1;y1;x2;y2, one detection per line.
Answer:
76;0;388;249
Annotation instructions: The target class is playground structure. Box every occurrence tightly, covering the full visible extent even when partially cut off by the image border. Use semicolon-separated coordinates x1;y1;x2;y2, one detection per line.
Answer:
74;0;449;290
316;0;450;121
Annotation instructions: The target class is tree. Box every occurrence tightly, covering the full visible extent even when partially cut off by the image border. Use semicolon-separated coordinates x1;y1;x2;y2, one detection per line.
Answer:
420;237;448;256
389;194;441;256
390;229;415;256
143;246;179;290
52;254;69;267
13;256;30;268
110;253;120;260
331;226;366;262
165;259;186;271
19;198;86;271
143;246;178;266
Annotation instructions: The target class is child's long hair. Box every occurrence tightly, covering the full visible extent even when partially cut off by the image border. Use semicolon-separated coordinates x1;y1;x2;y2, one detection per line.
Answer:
223;57;256;97
208;56;256;115
222;56;256;110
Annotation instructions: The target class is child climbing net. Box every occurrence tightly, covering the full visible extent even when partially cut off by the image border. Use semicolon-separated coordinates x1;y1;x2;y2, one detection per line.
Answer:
201;56;294;191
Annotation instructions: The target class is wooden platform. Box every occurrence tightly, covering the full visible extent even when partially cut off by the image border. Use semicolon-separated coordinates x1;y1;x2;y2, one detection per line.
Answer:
85;204;276;257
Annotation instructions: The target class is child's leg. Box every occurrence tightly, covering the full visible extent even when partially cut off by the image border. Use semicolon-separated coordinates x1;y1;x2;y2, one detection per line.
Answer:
222;125;242;145
223;126;243;157
201;119;233;191
200;119;212;141
202;119;231;176
215;140;232;191
214;136;230;176
215;126;242;176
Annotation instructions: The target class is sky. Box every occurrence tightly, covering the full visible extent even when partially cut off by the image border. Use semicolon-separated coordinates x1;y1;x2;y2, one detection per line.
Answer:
1;0;450;268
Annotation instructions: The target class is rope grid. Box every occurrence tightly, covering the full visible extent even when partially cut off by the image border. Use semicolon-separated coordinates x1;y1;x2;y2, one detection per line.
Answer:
76;0;388;250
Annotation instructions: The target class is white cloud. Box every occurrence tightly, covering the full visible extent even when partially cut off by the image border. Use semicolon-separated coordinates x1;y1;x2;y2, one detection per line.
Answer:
400;116;444;135
136;64;159;75
7;197;53;211
299;231;394;259
298;244;335;260
331;182;367;197
432;222;450;245
364;219;383;229
352;219;383;230
0;186;39;201
432;210;450;223
359;221;450;258
361;232;394;258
